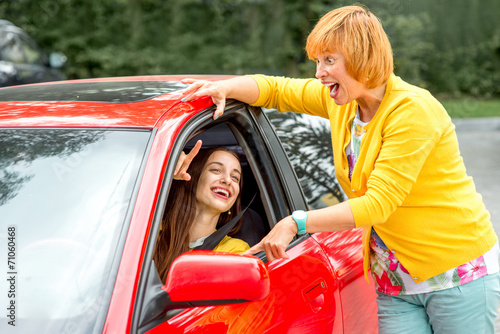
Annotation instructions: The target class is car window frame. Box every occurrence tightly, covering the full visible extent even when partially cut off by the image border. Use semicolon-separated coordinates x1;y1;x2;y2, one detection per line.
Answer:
132;102;311;333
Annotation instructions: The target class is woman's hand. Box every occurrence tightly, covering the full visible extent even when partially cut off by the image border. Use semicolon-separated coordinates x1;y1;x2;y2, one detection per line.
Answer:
181;79;228;120
181;77;260;120
173;140;202;181
243;216;298;262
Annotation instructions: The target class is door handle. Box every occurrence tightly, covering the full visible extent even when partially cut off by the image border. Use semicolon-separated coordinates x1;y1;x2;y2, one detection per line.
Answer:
306;281;326;313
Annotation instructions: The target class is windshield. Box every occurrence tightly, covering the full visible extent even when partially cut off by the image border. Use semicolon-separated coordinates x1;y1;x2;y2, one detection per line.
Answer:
0;128;151;333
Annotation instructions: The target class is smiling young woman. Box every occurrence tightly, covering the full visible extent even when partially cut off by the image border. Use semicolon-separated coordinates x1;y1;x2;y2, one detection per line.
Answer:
153;146;249;283
195;150;241;220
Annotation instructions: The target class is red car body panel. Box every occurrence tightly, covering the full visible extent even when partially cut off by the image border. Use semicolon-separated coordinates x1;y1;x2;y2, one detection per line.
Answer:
103;97;215;334
0;76;378;333
313;231;378;333
148;239;342;334
0;75;228;128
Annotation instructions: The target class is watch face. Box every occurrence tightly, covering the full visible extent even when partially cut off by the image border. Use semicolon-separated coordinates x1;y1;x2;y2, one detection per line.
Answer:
294;210;306;220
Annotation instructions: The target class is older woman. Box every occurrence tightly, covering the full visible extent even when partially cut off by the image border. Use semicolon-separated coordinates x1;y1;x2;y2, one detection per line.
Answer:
181;6;499;333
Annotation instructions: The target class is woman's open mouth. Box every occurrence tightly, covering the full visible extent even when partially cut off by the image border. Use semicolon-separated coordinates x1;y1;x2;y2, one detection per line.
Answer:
324;82;339;98
211;187;230;199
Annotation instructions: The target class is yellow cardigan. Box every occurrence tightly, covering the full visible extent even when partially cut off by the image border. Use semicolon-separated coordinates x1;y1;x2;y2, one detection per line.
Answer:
213;235;249;253
250;74;497;283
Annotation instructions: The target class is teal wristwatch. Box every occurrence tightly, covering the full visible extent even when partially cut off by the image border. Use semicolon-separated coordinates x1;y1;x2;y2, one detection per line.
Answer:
292;210;307;235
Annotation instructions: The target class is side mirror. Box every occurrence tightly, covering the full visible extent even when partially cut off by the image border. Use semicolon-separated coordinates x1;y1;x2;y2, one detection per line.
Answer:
49;52;67;68
139;252;270;328
165;251;270;304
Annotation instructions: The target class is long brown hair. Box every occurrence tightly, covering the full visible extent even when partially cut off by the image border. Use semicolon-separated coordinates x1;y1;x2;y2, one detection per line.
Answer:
153;147;244;283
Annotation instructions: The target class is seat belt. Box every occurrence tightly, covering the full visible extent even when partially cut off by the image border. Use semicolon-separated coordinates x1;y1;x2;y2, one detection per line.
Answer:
195;193;257;251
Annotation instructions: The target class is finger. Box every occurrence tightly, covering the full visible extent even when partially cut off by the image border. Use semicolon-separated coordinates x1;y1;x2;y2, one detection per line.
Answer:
173;171;191;181
212;97;226;120
181;78;204;92
179;170;192;181
263;242;276;262
275;245;290;259
174;152;187;175
177;141;201;178
243;243;264;256
181;87;203;102
181;78;199;85
174;141;202;180
184;140;202;162
181;80;206;101
269;243;282;261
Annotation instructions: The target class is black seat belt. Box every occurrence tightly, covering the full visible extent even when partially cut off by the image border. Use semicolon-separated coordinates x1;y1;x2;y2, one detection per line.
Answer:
195;193;257;251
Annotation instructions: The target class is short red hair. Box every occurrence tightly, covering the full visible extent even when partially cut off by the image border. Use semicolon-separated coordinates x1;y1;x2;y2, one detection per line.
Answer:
306;6;393;89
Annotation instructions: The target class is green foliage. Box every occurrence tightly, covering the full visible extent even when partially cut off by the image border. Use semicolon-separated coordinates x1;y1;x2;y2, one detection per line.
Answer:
383;13;434;89
440;98;500;118
1;0;499;98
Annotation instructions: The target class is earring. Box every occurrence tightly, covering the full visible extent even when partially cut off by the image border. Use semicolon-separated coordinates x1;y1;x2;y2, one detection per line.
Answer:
228;210;232;215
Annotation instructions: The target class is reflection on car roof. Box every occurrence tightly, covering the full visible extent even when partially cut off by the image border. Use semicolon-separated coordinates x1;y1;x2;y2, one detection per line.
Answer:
0;81;187;103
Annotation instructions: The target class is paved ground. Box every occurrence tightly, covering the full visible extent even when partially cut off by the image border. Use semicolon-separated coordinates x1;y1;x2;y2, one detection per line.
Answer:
453;117;500;333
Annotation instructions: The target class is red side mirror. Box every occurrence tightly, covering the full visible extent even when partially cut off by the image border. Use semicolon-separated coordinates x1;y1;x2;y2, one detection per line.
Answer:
164;251;270;304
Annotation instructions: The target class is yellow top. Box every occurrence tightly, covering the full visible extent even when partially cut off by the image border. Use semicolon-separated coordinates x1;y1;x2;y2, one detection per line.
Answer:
250;74;497;283
213;235;250;253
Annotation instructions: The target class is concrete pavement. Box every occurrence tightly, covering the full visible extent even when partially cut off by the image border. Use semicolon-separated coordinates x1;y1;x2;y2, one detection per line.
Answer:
453;117;500;333
454;117;500;248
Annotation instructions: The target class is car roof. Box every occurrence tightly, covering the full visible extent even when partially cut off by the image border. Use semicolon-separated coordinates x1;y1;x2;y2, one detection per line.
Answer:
0;75;234;128
0;20;15;27
0;20;25;34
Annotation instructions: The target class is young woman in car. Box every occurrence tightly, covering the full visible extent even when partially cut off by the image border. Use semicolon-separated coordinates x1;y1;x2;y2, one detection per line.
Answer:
180;5;499;333
153;141;249;283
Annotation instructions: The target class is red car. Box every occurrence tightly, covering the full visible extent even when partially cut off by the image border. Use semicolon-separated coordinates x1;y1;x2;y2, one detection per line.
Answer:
0;76;378;333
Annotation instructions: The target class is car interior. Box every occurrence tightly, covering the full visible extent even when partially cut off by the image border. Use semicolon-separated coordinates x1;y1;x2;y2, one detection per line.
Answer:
139;104;309;330
184;121;270;247
140;113;275;328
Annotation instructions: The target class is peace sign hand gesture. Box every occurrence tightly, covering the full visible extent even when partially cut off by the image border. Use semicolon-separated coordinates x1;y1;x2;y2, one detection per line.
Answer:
173;140;202;181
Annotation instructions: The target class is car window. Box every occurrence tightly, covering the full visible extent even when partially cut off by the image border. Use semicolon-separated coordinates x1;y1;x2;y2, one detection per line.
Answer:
183;122;271;246
0;31;25;63
19;36;43;65
0;128;151;333
140;106;342;333
266;109;346;209
139;108;284;331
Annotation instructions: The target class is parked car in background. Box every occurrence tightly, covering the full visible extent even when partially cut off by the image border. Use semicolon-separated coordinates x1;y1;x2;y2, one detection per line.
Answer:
0;20;66;87
0;76;378;333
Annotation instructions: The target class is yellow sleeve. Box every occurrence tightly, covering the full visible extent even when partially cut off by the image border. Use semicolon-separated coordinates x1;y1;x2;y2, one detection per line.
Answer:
247;74;330;119
213;235;250;253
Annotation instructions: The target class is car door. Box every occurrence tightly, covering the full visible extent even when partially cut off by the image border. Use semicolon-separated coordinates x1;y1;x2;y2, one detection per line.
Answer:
132;103;345;333
267;110;379;333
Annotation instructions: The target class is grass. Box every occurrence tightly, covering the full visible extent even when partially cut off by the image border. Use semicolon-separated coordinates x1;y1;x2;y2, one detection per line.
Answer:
439;98;500;118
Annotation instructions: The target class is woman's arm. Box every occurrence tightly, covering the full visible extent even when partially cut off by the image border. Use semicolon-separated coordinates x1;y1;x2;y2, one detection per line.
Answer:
181;76;260;119
244;201;356;261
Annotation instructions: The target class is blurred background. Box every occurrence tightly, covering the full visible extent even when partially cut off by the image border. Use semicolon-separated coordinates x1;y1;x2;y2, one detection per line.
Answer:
1;1;499;331
1;0;500;117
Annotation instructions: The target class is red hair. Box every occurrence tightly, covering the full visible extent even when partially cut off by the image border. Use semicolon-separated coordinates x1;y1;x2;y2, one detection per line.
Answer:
306;5;393;89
